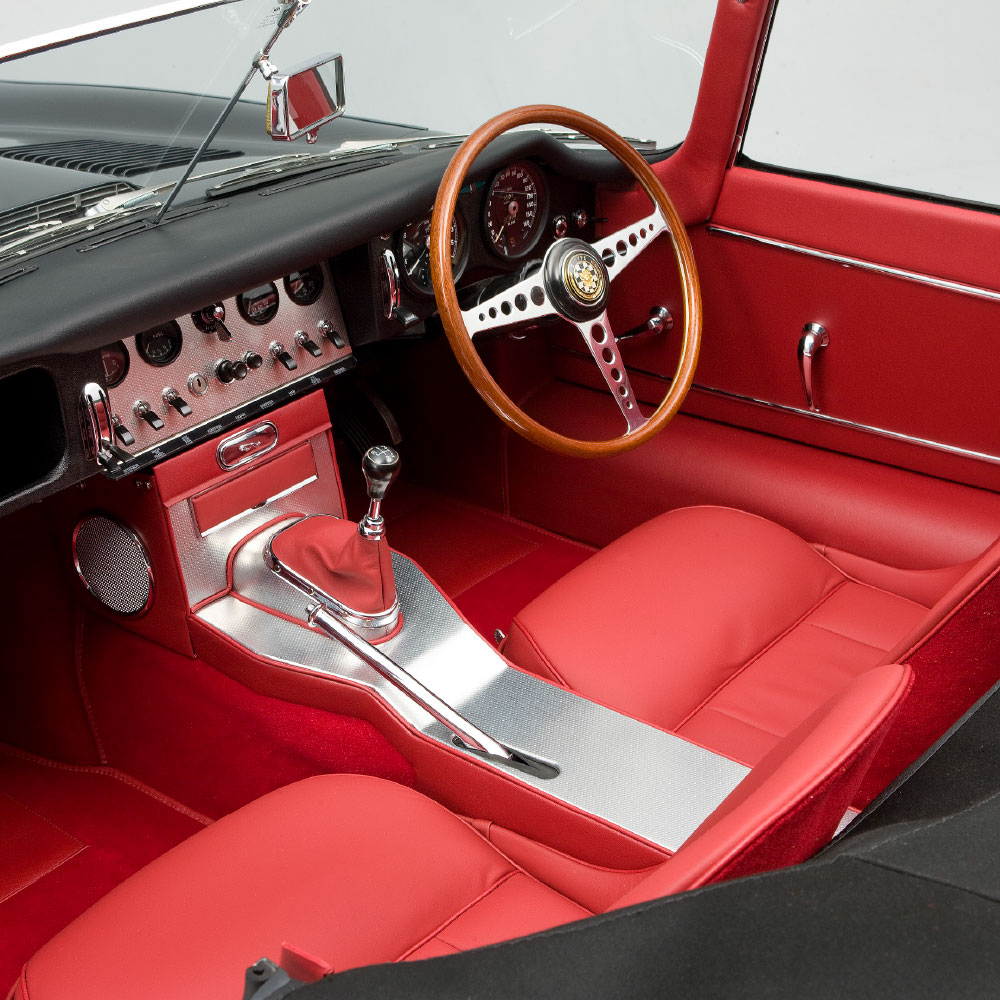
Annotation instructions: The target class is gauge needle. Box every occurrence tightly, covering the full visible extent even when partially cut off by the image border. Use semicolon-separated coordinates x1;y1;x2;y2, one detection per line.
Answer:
407;247;428;275
493;224;506;244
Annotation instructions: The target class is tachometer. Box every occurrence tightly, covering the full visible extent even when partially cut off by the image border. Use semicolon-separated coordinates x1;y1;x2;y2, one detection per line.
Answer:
398;212;467;295
484;161;546;260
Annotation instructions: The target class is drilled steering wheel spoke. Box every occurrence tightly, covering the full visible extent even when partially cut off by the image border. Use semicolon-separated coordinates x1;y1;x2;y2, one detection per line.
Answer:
592;209;666;284
576;312;647;434
462;271;555;338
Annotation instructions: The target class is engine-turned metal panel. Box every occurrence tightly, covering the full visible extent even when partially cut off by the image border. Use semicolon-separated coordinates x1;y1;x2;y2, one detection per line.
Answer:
104;261;351;454
196;521;751;853
168;434;343;606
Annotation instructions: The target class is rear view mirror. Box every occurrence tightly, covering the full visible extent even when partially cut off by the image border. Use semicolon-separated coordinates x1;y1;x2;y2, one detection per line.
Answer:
267;53;345;144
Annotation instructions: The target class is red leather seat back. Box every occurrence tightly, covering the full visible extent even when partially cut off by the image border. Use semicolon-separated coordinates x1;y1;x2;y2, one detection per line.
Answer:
612;662;913;907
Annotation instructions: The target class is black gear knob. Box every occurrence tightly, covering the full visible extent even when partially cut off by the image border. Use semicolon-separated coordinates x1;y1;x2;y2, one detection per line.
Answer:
362;445;400;502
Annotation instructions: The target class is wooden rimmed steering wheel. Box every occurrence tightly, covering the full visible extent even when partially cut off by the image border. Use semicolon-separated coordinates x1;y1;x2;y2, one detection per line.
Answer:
430;104;702;459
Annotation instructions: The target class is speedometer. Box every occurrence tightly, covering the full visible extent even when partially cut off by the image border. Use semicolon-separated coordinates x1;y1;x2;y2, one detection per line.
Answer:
484;161;546;260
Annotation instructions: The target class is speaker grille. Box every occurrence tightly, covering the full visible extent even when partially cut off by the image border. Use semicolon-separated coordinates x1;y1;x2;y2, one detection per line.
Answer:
73;515;153;616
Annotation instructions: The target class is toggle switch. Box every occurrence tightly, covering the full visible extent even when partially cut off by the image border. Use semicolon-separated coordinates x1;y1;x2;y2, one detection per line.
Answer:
134;400;164;430
162;388;193;417
294;331;323;357
269;341;298;371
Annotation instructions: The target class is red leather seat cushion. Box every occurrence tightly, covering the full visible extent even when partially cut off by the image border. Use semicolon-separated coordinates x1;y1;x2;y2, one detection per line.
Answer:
505;506;928;765
14;663;912;1000
16;775;589;1000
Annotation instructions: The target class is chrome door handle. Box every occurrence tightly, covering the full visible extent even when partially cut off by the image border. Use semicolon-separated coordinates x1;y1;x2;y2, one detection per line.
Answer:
797;323;830;412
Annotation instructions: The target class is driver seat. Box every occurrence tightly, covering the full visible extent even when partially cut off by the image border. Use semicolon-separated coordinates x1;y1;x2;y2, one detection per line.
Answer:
503;504;995;785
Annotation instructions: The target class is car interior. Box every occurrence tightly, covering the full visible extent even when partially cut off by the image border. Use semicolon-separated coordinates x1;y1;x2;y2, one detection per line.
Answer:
4;0;1000;997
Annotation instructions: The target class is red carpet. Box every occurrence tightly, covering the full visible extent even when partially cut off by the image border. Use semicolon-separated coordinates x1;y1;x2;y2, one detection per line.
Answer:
78;614;416;820
0;745;208;993
384;485;596;640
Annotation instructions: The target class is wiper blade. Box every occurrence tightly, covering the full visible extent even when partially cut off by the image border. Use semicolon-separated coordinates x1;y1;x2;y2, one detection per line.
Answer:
83;153;327;218
540;129;658;151
204;147;400;195
0;205;152;260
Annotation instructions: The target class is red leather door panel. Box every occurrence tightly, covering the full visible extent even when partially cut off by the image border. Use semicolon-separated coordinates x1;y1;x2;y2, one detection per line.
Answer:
605;167;1000;492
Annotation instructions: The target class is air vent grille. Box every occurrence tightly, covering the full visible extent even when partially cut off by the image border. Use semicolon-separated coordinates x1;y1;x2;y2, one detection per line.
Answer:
0;183;134;241
0;140;241;177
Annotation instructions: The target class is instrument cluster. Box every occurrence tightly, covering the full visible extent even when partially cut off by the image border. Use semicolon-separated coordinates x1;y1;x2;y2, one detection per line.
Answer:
382;159;594;319
96;260;354;474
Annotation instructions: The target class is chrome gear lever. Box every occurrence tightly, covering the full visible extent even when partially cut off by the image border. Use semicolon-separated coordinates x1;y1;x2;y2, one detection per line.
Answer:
359;445;400;540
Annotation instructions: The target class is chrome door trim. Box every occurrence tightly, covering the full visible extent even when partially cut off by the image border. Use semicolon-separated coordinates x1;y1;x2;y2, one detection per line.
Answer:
0;1;242;64
705;225;1000;304
556;346;1000;468
691;383;1000;466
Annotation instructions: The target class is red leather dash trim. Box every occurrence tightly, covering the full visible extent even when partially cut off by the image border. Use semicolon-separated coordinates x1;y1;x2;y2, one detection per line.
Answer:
191;445;317;534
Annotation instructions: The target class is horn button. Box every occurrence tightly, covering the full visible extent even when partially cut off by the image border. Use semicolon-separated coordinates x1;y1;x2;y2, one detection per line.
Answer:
544;239;610;322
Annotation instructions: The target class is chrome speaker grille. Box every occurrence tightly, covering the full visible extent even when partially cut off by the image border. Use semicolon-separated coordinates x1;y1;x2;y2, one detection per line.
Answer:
72;515;153;616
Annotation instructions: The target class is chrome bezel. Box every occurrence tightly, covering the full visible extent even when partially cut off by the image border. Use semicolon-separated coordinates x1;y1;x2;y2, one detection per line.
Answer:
264;515;400;640
72;513;155;617
216;421;279;471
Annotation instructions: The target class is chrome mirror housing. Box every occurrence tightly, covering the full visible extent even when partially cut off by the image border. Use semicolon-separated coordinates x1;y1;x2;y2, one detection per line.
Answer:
266;53;345;144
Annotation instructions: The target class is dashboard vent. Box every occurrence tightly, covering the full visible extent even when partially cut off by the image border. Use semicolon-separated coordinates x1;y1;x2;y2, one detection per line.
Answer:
0;140;241;177
0;182;134;241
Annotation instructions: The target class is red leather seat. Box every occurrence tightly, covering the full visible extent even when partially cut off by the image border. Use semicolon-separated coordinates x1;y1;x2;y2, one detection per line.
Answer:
504;506;932;766
12;664;910;1000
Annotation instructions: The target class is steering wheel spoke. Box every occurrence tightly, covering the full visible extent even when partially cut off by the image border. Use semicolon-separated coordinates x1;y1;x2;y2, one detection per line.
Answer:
462;271;554;338
576;312;647;434
592;208;666;284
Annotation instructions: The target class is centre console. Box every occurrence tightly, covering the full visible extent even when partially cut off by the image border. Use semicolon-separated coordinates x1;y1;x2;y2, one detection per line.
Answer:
120;389;752;861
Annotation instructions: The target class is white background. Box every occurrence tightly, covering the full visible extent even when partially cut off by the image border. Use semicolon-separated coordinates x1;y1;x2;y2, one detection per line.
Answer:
2;0;716;149
5;0;1000;207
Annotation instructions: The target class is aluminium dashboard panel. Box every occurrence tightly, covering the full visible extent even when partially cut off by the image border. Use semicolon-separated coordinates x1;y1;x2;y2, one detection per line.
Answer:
98;260;354;478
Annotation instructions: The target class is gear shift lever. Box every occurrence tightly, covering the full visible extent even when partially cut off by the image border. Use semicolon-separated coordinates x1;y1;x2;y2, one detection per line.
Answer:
264;446;402;641
359;445;400;539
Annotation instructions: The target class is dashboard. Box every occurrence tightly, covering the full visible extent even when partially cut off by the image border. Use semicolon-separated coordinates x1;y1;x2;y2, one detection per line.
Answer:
0;126;629;518
341;158;596;345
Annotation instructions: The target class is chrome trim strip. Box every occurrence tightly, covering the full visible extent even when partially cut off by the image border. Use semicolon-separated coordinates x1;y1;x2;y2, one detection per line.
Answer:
557;345;1000;467
691;384;1000;466
705;225;1000;303
0;1;242;64
265;515;401;640
198;474;319;538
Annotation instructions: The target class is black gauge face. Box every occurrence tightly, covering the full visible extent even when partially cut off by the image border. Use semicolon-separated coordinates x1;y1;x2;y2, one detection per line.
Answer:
398;213;466;294
100;340;130;387
236;282;280;325
284;266;325;306
135;322;182;367
484;161;546;260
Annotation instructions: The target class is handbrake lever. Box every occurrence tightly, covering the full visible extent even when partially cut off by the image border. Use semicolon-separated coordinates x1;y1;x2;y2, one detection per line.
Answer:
306;601;556;778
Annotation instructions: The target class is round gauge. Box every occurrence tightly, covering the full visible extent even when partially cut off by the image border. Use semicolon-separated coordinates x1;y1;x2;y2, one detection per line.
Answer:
398;212;467;294
484;161;547;260
100;340;130;387
135;321;183;368
284;266;325;306
236;282;280;325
